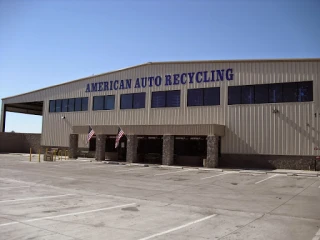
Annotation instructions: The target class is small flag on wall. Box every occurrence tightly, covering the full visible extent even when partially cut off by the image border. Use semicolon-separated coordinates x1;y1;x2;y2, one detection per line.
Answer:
86;126;95;143
115;127;125;148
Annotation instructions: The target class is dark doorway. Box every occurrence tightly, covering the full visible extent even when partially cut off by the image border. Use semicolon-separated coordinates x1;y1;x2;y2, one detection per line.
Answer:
105;136;127;161
174;136;207;167
137;136;163;164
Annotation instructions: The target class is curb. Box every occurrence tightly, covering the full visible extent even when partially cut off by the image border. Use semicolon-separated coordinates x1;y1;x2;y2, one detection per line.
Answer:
239;170;267;175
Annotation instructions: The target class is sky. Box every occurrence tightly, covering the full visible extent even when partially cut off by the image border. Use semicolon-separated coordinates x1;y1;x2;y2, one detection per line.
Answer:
0;0;319;133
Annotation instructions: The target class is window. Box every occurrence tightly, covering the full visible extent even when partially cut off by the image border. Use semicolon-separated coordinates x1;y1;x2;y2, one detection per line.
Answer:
120;93;146;109
255;84;269;104
93;96;104;110
269;84;283;103
75;98;82;111
49;100;55;112
241;86;255;104
188;89;203;106
298;81;313;102
188;87;220;106
55;100;62;112
120;94;133;109
228;81;313;105
105;95;115;110
92;95;114;111
151;91;166;108
228;86;241;105
62;99;68;112
68;98;75;112
166;90;180;107
81;97;88;111
133;93;146;109
49;97;88;113
151;90;180;108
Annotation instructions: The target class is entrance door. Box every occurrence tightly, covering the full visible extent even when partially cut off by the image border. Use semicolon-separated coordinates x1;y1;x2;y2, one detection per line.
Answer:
117;137;127;161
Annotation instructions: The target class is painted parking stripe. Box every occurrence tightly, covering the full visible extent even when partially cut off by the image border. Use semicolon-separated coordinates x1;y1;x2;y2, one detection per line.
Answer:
0;203;136;227
138;214;217;240
0;186;30;190
0;194;75;203
115;167;149;173
201;172;232;180
255;174;279;184
154;169;194;176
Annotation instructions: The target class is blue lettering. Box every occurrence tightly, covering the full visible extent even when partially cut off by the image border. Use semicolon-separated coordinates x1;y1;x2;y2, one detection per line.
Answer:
188;72;195;84
165;75;172;86
203;71;211;82
181;73;187;84
173;74;180;85
211;70;216;82
110;81;113;90
104;81;109;91
85;84;90;92
98;82;103;91
141;77;147;88
126;79;132;89
226;68;234;80
217;70;224;81
119;80;125;89
155;76;162;86
134;78;141;88
196;72;203;83
114;80;119;90
148;76;154;87
91;83;98;92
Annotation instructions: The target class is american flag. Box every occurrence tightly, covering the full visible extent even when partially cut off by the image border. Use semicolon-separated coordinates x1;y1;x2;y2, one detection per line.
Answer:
115;127;124;148
86;126;95;143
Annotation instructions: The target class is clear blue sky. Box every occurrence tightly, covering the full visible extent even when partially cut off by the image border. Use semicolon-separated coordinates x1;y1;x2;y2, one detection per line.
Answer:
0;0;319;133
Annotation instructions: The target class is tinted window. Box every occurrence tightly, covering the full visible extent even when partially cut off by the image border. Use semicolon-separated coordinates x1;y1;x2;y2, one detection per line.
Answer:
62;99;68;112
75;98;82;111
55;100;62;112
133;93;146;109
82;97;88;111
255;84;269;104
166;90;180;107
204;87;220;106
68;98;75;112
188;89;203;106
105;95;115;110
282;82;297;102
93;96;104;110
120;94;133;109
228;86;241;105
269;83;283;103
151;91;166;108
241;86;255;104
298;81;313;102
49;100;55;112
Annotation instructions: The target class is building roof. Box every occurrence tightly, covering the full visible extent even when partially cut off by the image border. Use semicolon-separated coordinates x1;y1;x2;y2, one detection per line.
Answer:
2;58;320;100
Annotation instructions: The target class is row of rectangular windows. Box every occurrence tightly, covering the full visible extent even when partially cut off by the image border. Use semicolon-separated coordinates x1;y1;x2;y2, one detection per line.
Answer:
48;81;313;112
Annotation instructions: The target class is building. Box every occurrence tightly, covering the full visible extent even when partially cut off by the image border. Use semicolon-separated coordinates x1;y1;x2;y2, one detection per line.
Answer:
1;59;320;170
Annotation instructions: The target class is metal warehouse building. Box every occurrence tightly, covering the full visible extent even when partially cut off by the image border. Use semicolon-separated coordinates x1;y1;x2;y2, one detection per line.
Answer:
1;59;320;170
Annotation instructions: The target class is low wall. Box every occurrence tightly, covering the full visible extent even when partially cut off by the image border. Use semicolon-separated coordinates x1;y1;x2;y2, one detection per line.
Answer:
221;154;320;171
0;133;41;153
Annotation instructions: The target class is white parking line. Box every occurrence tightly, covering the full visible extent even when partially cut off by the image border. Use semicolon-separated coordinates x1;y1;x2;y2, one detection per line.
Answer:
0;186;30;190
115;167;149;173
255;174;279;184
312;228;320;240
0;202;136;227
0;194;75;203
201;172;232;180
138;214;217;240
154;169;194;176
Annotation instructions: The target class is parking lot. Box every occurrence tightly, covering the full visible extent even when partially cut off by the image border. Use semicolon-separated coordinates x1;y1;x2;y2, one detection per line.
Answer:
0;154;319;240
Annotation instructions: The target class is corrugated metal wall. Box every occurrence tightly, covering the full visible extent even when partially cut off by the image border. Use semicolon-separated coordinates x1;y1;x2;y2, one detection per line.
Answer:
2;60;320;156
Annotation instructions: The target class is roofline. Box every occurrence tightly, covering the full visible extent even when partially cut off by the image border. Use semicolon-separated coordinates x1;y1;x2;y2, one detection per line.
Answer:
2;57;320;100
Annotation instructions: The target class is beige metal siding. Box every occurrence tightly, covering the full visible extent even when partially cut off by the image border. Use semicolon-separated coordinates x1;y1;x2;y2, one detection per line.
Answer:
2;60;320;155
